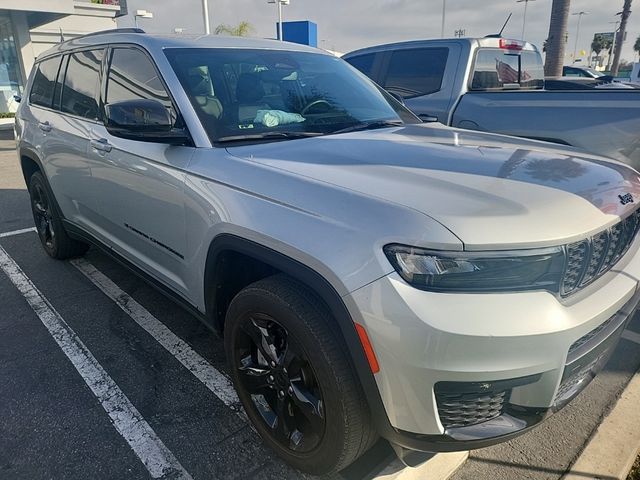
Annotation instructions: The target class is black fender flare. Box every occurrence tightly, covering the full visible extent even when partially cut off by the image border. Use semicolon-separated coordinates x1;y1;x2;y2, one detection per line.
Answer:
203;233;395;438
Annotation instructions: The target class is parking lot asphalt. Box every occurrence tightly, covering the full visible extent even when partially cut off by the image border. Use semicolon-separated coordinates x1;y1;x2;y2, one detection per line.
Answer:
1;128;639;480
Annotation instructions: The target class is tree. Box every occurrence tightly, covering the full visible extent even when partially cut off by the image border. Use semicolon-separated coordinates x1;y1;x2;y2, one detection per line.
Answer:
592;34;613;67
544;0;571;77
634;35;640;58
214;21;255;37
611;0;633;76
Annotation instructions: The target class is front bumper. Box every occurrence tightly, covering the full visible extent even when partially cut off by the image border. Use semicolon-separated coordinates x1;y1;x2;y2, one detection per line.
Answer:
346;244;640;452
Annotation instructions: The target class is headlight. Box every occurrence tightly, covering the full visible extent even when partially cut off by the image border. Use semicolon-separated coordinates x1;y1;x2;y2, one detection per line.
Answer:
383;244;565;293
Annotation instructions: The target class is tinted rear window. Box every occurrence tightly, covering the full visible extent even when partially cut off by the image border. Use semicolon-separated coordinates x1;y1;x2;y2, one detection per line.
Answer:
471;48;544;90
382;48;448;98
30;57;62;108
346;53;377;78
61;49;103;120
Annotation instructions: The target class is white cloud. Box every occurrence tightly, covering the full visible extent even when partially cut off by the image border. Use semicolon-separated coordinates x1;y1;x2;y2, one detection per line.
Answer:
119;0;639;64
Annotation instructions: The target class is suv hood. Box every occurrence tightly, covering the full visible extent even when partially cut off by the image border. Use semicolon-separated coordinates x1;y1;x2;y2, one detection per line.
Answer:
227;124;640;249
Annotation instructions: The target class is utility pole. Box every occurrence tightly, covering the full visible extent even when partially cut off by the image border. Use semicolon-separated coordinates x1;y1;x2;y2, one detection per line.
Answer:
441;0;446;38
202;0;210;35
572;11;589;64
268;0;290;41
517;0;537;40
544;0;572;76
611;0;633;76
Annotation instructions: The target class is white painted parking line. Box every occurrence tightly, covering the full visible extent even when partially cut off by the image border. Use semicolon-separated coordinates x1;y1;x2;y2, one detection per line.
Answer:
70;258;243;414
0;226;36;238
623;329;640;345
0;246;193;480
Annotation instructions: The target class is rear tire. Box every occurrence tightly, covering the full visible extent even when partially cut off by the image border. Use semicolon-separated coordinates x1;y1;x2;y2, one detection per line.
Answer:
224;274;376;475
29;172;89;260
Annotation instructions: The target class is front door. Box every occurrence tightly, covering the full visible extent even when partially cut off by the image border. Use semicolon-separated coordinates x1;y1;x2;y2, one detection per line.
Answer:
87;46;194;296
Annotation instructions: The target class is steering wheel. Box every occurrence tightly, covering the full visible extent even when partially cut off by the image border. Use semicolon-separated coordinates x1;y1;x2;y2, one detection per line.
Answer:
301;99;332;115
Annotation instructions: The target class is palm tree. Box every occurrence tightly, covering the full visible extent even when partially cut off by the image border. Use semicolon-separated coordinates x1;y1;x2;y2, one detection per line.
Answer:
214;21;255;37
634;35;640;59
611;0;633;76
544;0;571;77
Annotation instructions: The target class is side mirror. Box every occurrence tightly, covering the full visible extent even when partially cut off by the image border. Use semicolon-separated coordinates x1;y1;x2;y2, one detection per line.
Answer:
13;95;21;103
418;113;439;123
104;99;189;145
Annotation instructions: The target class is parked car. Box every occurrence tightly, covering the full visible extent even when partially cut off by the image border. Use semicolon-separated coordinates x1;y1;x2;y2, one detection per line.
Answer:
344;38;640;169
15;30;640;475
562;65;605;78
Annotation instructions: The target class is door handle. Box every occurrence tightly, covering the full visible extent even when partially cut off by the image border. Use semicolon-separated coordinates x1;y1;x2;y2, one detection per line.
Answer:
38;121;52;132
418;114;439;123
90;138;113;153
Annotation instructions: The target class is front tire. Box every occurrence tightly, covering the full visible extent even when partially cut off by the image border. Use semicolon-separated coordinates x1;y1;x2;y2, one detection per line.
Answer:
29;172;89;259
224;274;375;475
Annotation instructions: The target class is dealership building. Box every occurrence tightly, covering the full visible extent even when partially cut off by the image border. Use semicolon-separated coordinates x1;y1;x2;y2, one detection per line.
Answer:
0;0;125;114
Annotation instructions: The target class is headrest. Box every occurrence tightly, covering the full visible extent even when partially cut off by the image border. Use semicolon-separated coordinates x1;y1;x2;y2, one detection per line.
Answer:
236;73;265;103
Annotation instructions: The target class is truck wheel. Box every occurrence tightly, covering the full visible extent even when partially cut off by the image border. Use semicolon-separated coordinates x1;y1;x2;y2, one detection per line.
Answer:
224;274;375;475
29;172;89;260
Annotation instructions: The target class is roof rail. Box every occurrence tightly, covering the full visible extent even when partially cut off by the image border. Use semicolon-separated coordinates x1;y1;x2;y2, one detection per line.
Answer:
63;27;145;43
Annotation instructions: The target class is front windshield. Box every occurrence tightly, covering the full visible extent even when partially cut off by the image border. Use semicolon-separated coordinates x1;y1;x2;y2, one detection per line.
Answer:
165;48;418;144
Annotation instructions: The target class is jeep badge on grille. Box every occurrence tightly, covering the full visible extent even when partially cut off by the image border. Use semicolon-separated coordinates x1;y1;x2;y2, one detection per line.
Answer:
619;193;634;205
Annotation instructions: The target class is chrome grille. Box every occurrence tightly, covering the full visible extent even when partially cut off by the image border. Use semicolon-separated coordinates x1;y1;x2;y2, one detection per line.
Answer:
562;210;640;296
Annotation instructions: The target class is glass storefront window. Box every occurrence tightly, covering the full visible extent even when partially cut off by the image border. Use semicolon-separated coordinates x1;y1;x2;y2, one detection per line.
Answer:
0;13;24;114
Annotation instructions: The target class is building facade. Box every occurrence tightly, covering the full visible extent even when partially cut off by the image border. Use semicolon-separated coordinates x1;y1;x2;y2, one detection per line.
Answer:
1;0;124;114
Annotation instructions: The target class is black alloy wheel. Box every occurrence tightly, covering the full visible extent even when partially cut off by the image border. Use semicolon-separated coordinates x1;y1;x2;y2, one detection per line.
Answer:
234;313;326;452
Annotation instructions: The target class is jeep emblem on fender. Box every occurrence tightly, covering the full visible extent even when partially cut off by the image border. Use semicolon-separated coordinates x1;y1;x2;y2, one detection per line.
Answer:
619;193;634;205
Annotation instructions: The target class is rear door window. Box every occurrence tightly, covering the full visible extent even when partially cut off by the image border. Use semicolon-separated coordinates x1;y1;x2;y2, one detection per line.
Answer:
381;48;448;98
60;49;104;120
29;56;62;108
471;49;544;90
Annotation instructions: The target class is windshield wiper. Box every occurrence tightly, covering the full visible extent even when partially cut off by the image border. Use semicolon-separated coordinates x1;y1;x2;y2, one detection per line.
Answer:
330;120;404;135
216;131;323;144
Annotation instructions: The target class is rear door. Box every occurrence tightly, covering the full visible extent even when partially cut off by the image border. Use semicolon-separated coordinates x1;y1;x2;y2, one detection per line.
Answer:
53;48;106;226
87;46;194;295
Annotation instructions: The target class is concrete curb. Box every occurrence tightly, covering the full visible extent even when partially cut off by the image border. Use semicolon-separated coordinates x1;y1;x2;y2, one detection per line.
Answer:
374;452;469;480
563;371;640;480
0;118;15;131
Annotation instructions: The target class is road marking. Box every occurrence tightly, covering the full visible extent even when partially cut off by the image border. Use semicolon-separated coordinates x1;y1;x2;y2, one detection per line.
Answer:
0;246;193;480
623;329;640;345
70;258;243;414
0;226;36;238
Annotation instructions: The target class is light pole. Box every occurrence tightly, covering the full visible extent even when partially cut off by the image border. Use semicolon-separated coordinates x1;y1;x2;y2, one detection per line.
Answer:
441;0;446;38
517;0;536;40
202;0;210;35
571;11;589;64
134;9;153;29
268;0;290;41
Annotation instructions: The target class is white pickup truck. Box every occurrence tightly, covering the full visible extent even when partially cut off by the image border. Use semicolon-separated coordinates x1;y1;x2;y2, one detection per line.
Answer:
344;37;640;169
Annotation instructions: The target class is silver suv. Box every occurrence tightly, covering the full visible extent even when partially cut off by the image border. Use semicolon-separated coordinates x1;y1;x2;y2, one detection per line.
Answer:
15;30;640;475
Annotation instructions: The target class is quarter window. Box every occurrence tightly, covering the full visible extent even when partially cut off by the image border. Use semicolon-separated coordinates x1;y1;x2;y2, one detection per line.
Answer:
382;48;448;98
106;48;174;121
30;57;62;108
61;49;104;120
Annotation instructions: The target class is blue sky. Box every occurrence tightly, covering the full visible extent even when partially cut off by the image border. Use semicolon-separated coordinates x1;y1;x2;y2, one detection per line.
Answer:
118;0;639;63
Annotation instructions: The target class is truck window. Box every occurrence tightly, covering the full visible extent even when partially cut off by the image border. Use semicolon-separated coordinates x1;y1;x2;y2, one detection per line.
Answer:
29;56;62;108
346;53;377;78
471;49;544;90
382;48;448;99
60;49;104;120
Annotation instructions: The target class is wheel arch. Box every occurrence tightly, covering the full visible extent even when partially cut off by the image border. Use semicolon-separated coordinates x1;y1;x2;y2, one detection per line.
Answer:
203;233;392;436
19;147;44;189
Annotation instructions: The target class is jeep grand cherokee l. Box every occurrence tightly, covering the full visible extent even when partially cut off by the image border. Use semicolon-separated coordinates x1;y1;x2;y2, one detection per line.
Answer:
14;30;640;475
